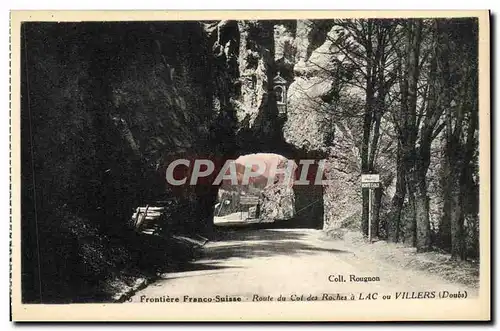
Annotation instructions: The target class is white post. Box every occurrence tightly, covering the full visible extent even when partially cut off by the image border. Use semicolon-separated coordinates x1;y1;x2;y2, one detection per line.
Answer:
368;188;372;243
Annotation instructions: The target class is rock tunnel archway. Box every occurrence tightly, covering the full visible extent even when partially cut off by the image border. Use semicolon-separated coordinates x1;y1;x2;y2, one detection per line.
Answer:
205;128;327;231
212;152;324;230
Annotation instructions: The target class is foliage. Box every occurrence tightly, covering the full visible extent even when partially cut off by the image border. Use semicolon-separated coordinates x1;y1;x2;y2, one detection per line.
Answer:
305;18;479;259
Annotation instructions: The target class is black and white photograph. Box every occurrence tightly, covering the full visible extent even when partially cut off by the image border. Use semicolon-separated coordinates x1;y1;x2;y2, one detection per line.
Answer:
11;10;490;321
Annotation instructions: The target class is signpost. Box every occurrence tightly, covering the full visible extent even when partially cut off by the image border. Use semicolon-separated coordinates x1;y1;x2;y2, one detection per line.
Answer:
239;195;260;220
361;174;380;243
239;195;260;205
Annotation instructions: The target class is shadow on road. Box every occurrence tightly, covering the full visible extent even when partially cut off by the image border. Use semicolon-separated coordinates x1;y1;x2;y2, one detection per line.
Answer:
214;227;309;242
205;238;350;260
153;224;353;284
202;224;351;261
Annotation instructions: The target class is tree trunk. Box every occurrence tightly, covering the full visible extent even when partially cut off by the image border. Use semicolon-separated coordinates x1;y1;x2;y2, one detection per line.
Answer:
457;79;478;260
404;19;422;248
406;178;417;246
439;185;452;250
438;130;451;251
446;113;466;260
414;168;431;251
412;131;433;251
371;187;382;238
361;189;369;235
450;172;465;260
361;76;374;236
387;143;405;242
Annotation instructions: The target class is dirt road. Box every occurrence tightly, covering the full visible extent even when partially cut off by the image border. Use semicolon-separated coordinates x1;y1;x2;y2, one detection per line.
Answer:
130;227;477;303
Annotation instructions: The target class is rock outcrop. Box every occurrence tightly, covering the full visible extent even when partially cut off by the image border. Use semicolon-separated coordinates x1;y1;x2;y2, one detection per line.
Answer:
21;19;365;303
208;19;364;230
260;183;295;220
21;21;222;303
275;21;361;229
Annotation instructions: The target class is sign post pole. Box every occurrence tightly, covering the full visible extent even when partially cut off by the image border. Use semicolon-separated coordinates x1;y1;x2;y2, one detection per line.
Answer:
361;174;380;244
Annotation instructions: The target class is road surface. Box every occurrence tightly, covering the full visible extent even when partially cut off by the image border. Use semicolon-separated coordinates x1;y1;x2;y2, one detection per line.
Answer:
130;227;477;303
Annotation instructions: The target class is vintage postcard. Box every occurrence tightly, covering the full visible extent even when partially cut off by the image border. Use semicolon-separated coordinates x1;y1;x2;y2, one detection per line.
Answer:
10;10;490;322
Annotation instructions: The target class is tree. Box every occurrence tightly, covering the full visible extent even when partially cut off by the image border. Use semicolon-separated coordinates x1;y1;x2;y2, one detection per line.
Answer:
386;17;479;256
437;18;479;260
302;18;479;255
308;19;399;237
386;19;424;245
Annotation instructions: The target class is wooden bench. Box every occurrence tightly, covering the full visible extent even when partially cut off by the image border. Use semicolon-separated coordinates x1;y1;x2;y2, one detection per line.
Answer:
131;205;165;235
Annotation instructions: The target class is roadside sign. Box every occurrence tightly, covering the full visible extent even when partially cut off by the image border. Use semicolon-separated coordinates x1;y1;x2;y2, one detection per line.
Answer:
361;174;380;183
360;174;380;244
361;182;380;188
240;195;260;206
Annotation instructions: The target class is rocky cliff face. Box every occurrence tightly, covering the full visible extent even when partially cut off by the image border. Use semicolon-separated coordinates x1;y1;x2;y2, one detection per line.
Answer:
273;20;361;229
21;19;364;302
207;19;362;229
236;21;275;127
21;21;225;302
283;20;336;152
260;183;295;220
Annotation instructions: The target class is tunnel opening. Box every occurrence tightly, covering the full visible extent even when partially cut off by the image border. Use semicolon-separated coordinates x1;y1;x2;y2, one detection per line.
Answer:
210;150;325;231
213;153;296;227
